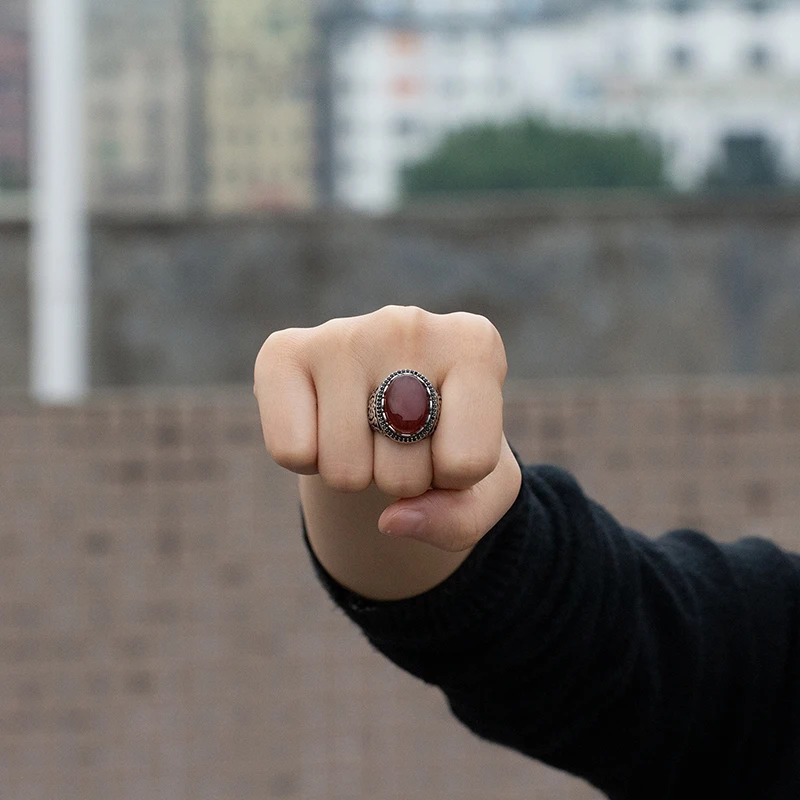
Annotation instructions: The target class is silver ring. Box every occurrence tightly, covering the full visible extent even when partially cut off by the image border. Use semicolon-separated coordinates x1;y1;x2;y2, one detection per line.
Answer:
368;369;441;443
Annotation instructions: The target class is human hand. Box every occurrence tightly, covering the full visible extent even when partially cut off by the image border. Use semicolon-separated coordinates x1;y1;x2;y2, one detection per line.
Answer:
254;305;521;553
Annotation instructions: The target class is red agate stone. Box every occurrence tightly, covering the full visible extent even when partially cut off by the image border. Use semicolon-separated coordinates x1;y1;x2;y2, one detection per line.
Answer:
383;374;429;435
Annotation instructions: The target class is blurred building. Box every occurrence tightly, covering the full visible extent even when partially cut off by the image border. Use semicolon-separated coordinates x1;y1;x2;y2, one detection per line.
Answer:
521;1;800;191
1;0;317;215
0;0;29;195
357;0;543;13
203;0;316;212
323;0;800;211
88;0;317;214
333;0;547;16
85;0;201;214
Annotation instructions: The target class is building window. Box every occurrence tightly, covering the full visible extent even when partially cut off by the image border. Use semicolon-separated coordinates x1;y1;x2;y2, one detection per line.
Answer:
337;157;354;178
442;27;465;47
335;76;353;95
441;77;464;98
94;56;123;80
494;76;510;95
708;133;779;188
669;45;694;72
747;44;771;72
145;55;163;78
392;31;422;54
490;27;508;55
289;77;310;101
572;74;601;102
614;45;631;72
391;77;421;97
265;14;288;35
95;139;121;164
393;117;418;137
92;101;118;126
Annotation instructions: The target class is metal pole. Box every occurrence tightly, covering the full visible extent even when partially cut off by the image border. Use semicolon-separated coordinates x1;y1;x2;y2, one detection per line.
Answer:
29;0;89;404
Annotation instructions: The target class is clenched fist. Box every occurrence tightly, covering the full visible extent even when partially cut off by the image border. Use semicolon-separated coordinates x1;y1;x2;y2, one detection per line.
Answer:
254;306;521;596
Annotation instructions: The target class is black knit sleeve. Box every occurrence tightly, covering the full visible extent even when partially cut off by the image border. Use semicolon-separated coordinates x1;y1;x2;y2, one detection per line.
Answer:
303;460;800;800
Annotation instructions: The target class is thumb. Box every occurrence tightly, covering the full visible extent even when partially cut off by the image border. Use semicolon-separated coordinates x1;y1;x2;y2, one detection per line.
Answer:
378;439;522;552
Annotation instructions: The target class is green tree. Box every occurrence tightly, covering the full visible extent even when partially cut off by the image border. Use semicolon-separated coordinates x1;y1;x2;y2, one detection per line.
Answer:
402;117;666;199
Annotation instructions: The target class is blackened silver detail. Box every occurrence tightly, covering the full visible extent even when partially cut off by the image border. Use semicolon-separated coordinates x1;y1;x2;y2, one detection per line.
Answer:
367;369;441;443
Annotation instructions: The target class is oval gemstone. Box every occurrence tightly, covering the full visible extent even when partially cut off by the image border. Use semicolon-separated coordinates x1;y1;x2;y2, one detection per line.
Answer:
383;374;430;435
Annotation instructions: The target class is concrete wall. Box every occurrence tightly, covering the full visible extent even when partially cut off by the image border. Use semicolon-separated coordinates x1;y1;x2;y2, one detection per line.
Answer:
3;192;800;390
2;379;799;799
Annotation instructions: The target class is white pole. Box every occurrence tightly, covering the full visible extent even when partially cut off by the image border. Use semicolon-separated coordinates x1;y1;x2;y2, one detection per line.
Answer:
29;0;89;404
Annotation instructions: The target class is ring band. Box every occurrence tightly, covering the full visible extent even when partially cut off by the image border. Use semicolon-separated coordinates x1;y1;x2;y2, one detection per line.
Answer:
368;369;441;443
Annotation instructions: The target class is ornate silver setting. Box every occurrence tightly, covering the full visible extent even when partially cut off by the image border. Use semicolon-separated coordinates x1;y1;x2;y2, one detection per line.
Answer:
367;369;441;443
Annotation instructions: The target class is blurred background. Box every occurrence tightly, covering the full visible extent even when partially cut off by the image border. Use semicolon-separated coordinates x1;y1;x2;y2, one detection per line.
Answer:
1;0;800;798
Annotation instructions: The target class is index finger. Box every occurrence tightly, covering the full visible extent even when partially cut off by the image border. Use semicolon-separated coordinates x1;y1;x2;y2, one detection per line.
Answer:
254;329;318;474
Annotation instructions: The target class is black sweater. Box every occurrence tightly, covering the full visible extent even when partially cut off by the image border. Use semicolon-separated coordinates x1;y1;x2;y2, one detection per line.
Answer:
305;458;800;799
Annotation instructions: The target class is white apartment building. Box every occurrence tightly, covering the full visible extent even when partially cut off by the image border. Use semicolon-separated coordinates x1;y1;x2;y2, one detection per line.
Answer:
329;1;800;211
362;0;543;13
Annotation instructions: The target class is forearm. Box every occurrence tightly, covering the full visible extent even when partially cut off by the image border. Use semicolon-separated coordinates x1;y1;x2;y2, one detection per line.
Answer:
307;463;800;798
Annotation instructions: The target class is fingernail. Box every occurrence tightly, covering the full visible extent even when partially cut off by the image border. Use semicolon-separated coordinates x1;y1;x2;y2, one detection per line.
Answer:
381;510;427;537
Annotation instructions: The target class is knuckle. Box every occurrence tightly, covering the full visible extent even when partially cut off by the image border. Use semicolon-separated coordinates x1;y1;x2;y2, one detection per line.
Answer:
473;314;503;349
336;319;372;362
313;318;371;371
269;442;316;474
321;463;372;494
253;339;272;386
376;473;430;500
317;316;348;338
438;451;495;488
439;525;476;553
372;305;403;330
255;328;305;381
260;326;297;355
459;314;507;377
451;507;484;552
373;304;431;333
368;305;435;358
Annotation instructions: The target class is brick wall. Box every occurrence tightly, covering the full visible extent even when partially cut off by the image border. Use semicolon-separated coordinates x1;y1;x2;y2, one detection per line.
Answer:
1;379;799;800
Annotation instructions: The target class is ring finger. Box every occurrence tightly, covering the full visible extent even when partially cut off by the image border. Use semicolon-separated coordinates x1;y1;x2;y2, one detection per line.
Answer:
371;368;436;498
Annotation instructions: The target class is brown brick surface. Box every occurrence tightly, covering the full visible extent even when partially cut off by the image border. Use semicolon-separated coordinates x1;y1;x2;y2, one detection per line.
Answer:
1;379;799;800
